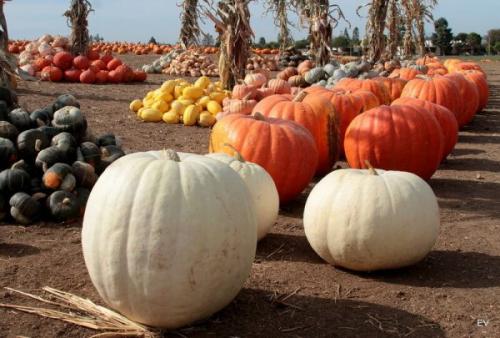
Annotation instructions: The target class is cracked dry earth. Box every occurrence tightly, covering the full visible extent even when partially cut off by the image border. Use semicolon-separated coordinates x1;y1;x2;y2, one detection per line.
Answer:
1;56;499;337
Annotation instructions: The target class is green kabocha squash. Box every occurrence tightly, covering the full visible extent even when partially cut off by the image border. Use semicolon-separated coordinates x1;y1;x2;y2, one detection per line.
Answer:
52;94;80;112
52;106;87;139
9;192;41;225
75;187;90;216
35;146;64;172
37;126;62;141
8;108;32;131
0;137;17;170
0;121;18;141
0;101;8;121
0;168;31;196
42;163;75;191
96;133;118;147
30;177;43;194
305;67;326;84
78;142;101;167
30;107;52;126
17;129;49;160
97;145;125;173
72;161;97;188
51;132;77;162
47;190;80;222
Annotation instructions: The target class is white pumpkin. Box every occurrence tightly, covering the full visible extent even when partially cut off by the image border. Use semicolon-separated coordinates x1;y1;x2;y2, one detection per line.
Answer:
206;152;279;240
82;150;257;328
303;166;439;271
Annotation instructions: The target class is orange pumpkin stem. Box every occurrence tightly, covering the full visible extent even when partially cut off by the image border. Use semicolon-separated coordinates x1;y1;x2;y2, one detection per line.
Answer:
364;160;379;176
223;143;246;162
293;91;308;102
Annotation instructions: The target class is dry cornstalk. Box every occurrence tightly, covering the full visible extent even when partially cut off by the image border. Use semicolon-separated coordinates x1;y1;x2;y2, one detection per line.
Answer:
64;0;93;55
413;0;437;56
0;0;18;95
401;0;414;58
203;0;254;90
179;0;201;48
384;0;400;60
264;0;293;52
0;287;160;337
360;0;390;63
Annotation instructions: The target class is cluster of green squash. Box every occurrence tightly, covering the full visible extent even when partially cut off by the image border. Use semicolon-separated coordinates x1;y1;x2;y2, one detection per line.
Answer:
0;89;124;224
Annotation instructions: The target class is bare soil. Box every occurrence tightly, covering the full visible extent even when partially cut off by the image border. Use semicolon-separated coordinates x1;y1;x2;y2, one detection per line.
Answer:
1;56;499;338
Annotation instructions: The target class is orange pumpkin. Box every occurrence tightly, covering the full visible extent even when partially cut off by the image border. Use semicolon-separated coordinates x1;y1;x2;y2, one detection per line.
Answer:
232;84;257;100
389;67;422;81
209;113;318;203
41;66;63;82
276;67;298;81
106;58;123;71
334;78;391;105
133;70;147;82
64;68;82;82
459;70;489;111
444;73;479;127
95;70;109;84
305;87;380;155
80;70;96;84
252;91;339;174
400;75;461;120
267;79;291;94
53;52;73;70
73;56;90;70
392;97;458;159
374;77;407;102
345;105;444;180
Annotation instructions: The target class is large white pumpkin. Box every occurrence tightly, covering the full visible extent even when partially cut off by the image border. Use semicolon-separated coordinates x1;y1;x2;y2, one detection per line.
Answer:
303;167;440;271
82;150;257;328
206;152;279;240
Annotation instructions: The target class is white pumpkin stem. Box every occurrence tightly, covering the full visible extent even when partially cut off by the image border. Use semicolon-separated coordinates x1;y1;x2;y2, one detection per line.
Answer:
35;139;42;152
62;197;72;206
293;91;308;102
364;160;379;176
163;149;181;162
223;143;245;162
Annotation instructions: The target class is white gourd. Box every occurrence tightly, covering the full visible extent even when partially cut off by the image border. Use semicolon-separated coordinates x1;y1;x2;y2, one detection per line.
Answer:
82;150;257;328
303;167;439;271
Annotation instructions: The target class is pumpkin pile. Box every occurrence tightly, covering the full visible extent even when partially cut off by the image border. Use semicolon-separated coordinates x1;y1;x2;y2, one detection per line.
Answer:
130;77;229;127
0;92;125;224
246;55;279;72
278;46;309;68
142;49;218;77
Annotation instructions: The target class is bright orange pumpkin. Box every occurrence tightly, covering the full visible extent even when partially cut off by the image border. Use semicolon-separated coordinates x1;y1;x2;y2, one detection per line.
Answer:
345;105;444;180
209;113;318;203
63;68;82;82
334;78;391;105
374;77;407;102
252;91;339;174
459;70;489;111
53;52;73;70
41;66;63;82
392;97;458;159
73;56;90;70
444;73;479;127
80;69;96;84
389;67;423;81
400;75;461;120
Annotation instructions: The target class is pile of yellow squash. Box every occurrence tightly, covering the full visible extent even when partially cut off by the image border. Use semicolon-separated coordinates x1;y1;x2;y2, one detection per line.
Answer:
129;76;230;127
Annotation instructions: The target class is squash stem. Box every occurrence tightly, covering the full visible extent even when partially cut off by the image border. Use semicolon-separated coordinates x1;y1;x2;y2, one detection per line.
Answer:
164;149;180;162
364;160;379;176
293;90;308;102
253;112;266;121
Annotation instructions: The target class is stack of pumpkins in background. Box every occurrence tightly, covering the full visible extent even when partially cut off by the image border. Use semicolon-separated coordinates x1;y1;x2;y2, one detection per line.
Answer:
142;49;218;77
0;92;125;224
130;77;229;127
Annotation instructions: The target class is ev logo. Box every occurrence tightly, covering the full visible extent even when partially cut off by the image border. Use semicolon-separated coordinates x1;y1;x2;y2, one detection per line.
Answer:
477;319;490;327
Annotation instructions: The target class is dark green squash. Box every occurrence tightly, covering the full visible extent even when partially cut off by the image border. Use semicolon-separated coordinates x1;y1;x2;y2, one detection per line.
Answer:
52;94;80;112
72;161;97;188
52;106;87;139
96;133;118;147
0;101;8;121
0;137;17;170
42;163;74;191
79;142;101;167
0;193;7;221
35;146;64;172
0;87;17;107
30;108;52;126
97;145;125;174
11;159;36;177
51;132;77;162
0;121;18;141
9;192;41;225
17;129;49;160
0;168;31;196
37;126;62;143
47;190;80;222
8;108;32;131
30;177;43;193
75;187;90;216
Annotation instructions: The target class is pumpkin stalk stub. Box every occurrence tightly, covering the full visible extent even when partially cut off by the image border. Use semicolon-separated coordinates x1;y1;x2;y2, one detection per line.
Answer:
364;160;379;176
293;91;308;102
253;112;266;121
223;143;245;162
163;149;181;162
62;197;71;206
35;139;42;152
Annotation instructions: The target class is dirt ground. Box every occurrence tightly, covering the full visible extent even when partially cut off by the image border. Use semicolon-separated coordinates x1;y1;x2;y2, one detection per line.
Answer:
0;55;499;338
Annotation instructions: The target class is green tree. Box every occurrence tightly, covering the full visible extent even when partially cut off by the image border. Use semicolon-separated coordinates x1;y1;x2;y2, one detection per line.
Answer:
453;32;468;54
494;41;500;54
294;38;309;49
149;36;157;44
343;28;350;40
201;33;215;46
332;36;350;49
466;32;482;55
258;37;266;46
432;18;453;55
486;29;500;53
352;27;360;45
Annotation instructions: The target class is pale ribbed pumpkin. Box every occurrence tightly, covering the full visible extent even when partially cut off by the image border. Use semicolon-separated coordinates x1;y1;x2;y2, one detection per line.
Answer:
82;150;256;328
244;73;267;87
267;79;291;94
303;166;439;271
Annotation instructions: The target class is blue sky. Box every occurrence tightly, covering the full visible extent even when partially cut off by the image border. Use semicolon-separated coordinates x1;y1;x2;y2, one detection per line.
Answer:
5;0;500;43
